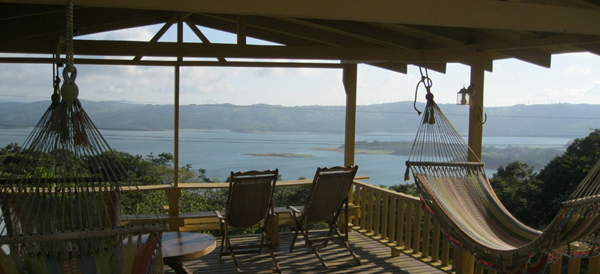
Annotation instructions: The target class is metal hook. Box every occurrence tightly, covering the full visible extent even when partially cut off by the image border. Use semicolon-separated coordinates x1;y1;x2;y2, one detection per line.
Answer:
479;112;488;125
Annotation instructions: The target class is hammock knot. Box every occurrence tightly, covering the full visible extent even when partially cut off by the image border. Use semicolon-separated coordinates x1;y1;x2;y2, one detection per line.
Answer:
425;92;434;102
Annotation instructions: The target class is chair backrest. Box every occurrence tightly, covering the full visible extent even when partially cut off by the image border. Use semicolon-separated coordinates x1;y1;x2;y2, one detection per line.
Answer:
226;169;278;228
304;166;358;222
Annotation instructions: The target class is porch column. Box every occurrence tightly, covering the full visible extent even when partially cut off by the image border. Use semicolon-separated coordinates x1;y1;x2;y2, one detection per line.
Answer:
343;63;357;166
455;62;486;274
468;63;485;160
168;16;183;231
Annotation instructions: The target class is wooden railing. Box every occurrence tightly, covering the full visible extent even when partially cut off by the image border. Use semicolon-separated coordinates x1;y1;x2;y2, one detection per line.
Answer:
118;178;599;274
348;180;600;274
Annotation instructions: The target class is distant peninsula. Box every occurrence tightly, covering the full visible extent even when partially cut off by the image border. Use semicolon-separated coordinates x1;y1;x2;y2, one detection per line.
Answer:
243;152;317;158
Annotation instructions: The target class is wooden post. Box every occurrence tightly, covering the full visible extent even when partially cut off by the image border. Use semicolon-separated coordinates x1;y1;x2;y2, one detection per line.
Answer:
396;199;405;248
382;193;389;240
568;257;581;274
412;204;422;255
343;63;357;167
432;220;440;263
168;16;184;231
237;15;246;45
267;213;279;245
374;191;381;238
468;63;485;161
405;201;413;251
550;256;563;274
589;253;600;274
454;62;486;274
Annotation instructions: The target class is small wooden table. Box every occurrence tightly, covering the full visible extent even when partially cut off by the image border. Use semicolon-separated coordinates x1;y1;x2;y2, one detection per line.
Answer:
161;232;217;274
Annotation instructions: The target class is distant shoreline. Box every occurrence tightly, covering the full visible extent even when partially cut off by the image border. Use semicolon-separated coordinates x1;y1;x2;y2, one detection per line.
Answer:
242;152;317;158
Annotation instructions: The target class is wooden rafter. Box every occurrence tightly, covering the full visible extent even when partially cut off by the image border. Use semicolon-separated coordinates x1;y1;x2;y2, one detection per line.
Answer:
4;0;600;35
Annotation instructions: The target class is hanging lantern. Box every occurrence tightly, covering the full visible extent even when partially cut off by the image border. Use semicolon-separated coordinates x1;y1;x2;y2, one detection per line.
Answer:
457;85;473;105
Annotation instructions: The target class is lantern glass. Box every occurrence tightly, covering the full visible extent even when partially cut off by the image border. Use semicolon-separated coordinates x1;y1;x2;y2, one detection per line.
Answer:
457;87;471;105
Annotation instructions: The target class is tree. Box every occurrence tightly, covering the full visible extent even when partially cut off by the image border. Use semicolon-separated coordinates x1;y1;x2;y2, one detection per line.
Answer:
489;161;542;227
535;129;600;226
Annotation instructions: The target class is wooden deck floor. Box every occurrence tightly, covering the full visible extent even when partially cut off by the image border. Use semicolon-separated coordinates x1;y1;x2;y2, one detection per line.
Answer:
164;230;449;274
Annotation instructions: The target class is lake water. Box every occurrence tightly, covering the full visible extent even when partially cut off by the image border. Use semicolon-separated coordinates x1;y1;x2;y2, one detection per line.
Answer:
0;127;577;186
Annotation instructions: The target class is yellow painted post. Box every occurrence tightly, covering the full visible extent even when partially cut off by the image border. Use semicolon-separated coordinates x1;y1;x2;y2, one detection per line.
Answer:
405;201;413;251
422;212;431;259
568;257;581;274
488;270;498;274
168;17;183;231
432;220;441;263
343;63;357;167
550;256;563;274
468;63;485;161
367;189;373;235
453;248;462;272
374;191;381;238
396;198;405;248
474;265;484;274
360;187;367;230
413;204;422;255
267;213;279;245
388;196;397;245
589;253;600;274
441;239;450;267
381;193;389;240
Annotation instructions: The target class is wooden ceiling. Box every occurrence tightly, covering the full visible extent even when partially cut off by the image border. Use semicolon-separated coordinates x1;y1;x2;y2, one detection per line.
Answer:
2;0;600;73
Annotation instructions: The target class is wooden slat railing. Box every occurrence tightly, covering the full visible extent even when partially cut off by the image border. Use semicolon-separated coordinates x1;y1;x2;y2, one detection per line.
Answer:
348;180;600;274
100;177;600;274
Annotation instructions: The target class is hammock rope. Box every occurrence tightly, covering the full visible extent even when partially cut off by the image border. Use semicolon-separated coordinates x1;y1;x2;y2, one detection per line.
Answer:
0;2;166;273
405;90;600;273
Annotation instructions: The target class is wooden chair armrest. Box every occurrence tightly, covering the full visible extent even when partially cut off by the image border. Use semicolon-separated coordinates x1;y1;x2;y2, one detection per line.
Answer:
215;210;224;220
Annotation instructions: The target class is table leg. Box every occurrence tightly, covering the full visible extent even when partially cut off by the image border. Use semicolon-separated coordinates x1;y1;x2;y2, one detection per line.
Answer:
167;261;192;274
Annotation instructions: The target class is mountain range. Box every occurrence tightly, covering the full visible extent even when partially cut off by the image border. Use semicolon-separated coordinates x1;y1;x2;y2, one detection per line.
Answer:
1;100;599;137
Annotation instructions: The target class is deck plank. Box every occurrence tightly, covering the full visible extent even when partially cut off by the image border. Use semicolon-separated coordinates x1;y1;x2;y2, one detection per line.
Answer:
163;231;448;274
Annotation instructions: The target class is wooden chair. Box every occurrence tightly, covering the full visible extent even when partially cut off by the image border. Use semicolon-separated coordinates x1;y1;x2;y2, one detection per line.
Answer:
288;165;360;269
216;169;281;273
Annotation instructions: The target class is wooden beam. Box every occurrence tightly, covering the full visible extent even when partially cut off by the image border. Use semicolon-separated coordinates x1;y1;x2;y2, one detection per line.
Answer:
184;19;227;62
0;39;492;69
0;57;344;68
133;15;178;61
466;35;600;52
6;0;600;35
5;0;600;35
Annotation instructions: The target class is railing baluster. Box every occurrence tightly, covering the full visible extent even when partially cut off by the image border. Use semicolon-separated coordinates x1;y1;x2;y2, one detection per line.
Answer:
352;185;360;227
388;196;396;244
382;193;389;240
412;202;422;255
422;209;431;259
396;198;405;248
568;257;581;274
590;253;600;274
374;191;381;238
550;256;563;274
475;264;484;274
441;238;450;267
405;200;413;251
360;186;367;230
367;189;373;234
432;219;440;263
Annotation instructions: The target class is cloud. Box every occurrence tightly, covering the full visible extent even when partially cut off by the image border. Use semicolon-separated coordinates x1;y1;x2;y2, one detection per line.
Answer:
563;65;593;76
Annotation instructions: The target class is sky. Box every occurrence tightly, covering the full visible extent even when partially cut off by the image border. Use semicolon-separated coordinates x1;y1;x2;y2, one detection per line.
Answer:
1;24;600;107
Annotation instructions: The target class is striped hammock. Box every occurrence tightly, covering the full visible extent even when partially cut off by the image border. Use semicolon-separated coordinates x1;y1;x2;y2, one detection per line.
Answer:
405;93;600;274
0;97;167;274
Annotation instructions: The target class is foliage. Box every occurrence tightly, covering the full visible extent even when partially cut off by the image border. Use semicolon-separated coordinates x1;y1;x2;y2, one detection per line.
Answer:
489;161;543;227
534;129;600;226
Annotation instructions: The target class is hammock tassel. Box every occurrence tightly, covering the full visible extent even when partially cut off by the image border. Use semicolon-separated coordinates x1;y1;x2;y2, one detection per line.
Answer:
404;162;411;181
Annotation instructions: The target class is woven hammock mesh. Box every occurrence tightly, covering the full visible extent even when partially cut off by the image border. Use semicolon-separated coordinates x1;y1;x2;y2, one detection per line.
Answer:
0;98;166;271
406;94;600;273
